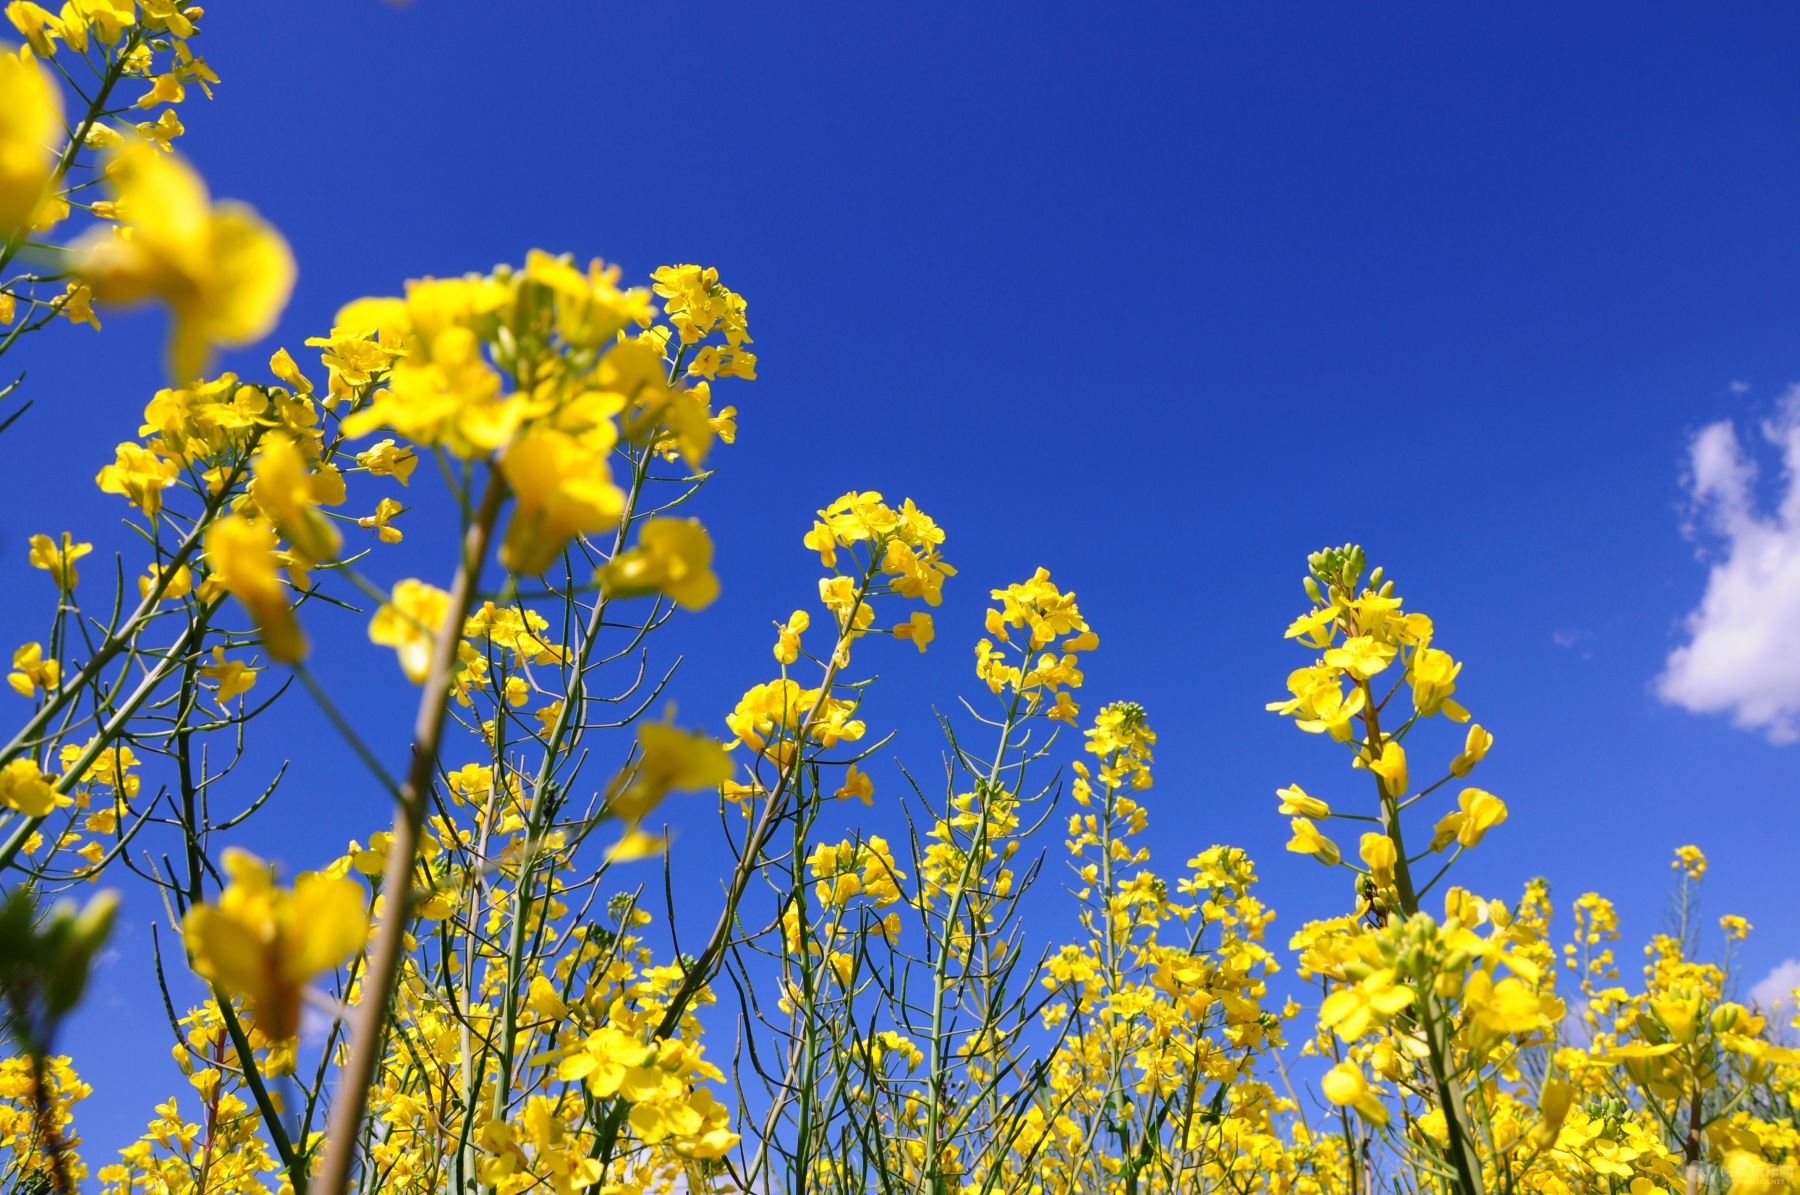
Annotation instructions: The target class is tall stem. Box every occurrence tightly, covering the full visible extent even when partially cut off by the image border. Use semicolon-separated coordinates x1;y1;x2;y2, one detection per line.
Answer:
312;473;507;1194
1353;670;1485;1195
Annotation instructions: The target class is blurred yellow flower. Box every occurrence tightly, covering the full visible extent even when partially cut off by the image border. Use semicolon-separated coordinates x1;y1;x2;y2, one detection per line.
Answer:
73;141;295;381
203;515;305;663
368;578;450;684
601;518;718;610
183;847;367;1039
0;45;61;231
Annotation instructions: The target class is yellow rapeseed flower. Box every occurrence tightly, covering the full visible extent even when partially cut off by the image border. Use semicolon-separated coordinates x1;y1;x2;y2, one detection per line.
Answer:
0;44;61;231
203;515;306;663
183;847;367;1039
73;141;295;382
600;518;719;610
368;578;450;684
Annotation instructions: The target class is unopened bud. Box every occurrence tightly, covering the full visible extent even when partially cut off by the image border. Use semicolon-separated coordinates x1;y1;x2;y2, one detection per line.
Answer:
45;889;120;1016
1530;1078;1573;1149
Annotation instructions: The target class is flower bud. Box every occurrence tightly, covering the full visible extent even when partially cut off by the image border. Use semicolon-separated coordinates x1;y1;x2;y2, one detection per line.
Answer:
1530;1078;1573;1150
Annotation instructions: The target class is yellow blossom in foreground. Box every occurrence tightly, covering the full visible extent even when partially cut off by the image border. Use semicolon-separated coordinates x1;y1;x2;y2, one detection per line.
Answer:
1284;604;1339;648
1285;817;1340;866
0;45;61;231
1430;787;1508;851
357;496;405;543
1276;784;1329;819
651;262;750;348
523;249;654;347
0;756;59;816
73;141;295;381
183;847;367;1039
834;765;874;805
203;515;306;663
773;609;808;665
1324;634;1394;680
1449;722;1493;776
1409;643;1469;721
355;438;417;485
1359;832;1397;889
556;1027;657;1098
892;610;934;652
198;646;256;706
249;435;344;565
601;518;719;610
137;562;192;602
95;441;182;518
606;721;732;823
499;424;626;575
1320;968;1414;1040
369;578;450;684
1361;738;1407;797
1463;968;1554;1046
1321;1061;1389;1126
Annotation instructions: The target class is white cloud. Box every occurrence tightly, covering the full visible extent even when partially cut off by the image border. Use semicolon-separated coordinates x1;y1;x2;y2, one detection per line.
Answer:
1658;387;1800;743
1750;958;1800;1019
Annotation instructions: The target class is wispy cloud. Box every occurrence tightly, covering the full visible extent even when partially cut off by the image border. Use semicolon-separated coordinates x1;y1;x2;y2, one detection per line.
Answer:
1657;387;1800;743
1750;958;1800;1021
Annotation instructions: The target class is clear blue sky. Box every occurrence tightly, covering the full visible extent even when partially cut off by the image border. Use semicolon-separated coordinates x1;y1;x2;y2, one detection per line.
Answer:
5;0;1799;1156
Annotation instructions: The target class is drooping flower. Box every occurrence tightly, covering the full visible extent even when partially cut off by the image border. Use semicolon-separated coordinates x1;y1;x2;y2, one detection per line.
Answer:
204;516;305;662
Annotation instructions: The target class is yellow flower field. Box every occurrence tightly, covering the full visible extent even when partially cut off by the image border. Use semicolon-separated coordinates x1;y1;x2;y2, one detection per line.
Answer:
0;5;1794;1195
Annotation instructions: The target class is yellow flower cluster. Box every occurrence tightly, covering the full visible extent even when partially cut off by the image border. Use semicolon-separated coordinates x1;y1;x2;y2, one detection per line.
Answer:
1270;548;1505;921
975;566;1098;720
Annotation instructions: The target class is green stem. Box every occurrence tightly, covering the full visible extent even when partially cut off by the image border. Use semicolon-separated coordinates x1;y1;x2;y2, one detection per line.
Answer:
311;471;507;1194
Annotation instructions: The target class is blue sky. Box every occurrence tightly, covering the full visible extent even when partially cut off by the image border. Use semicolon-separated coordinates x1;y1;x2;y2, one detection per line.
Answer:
6;0;1800;1157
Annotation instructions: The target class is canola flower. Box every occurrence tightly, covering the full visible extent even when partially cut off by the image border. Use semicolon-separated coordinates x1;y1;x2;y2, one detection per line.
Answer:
72;141;295;383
